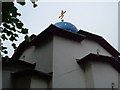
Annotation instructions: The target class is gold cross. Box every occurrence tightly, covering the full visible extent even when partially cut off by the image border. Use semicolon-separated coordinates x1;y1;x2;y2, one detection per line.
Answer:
59;10;66;22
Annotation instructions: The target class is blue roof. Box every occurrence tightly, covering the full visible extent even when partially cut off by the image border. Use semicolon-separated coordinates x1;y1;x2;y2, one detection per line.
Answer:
54;22;78;33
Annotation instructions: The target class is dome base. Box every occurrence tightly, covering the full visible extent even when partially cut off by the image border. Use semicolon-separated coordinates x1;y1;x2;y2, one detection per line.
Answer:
54;22;78;33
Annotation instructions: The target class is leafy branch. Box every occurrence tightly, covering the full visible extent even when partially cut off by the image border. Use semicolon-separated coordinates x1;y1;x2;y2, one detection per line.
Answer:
1;0;38;58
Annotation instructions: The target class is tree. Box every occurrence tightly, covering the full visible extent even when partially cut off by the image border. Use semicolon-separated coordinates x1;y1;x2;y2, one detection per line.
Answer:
0;0;37;58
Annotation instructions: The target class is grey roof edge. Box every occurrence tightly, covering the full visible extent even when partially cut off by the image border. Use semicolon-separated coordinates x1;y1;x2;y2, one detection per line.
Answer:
76;53;120;73
11;69;52;79
12;24;86;59
30;24;86;45
77;30;120;58
2;58;36;69
12;24;119;60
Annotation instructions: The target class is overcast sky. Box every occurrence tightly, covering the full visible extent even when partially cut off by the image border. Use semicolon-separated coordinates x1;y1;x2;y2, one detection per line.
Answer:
3;0;119;57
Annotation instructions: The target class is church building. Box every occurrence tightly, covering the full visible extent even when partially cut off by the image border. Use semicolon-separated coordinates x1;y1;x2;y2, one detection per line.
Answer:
2;20;120;89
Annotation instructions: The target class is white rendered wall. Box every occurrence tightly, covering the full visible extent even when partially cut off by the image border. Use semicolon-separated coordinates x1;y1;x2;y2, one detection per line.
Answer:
20;38;53;73
2;66;26;88
2;70;13;88
52;35;113;88
30;76;48;88
19;34;118;88
20;46;35;63
14;76;31;88
33;39;53;73
91;61;118;88
84;62;94;88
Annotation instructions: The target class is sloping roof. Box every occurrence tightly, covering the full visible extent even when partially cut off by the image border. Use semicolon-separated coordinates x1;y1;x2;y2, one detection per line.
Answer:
77;30;120;58
30;24;85;45
76;53;120;73
12;24;119;60
12;24;85;59
11;69;52;79
12;41;30;59
12;34;36;59
2;58;36;69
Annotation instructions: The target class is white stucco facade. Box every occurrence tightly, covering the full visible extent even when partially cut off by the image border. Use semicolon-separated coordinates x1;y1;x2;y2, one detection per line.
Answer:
52;35;118;88
2;65;29;88
84;61;118;88
18;34;119;88
30;76;49;88
20;38;53;73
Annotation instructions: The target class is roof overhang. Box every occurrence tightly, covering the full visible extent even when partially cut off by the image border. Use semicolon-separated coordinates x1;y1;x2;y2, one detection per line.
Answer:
77;30;120;58
11;69;52;79
2;58;36;69
12;24;86;59
76;53;120;73
31;24;86;46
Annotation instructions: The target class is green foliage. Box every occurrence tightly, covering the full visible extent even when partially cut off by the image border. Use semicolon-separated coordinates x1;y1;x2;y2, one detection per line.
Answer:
17;2;26;6
11;43;17;49
1;0;38;57
24;35;30;41
21;28;28;34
